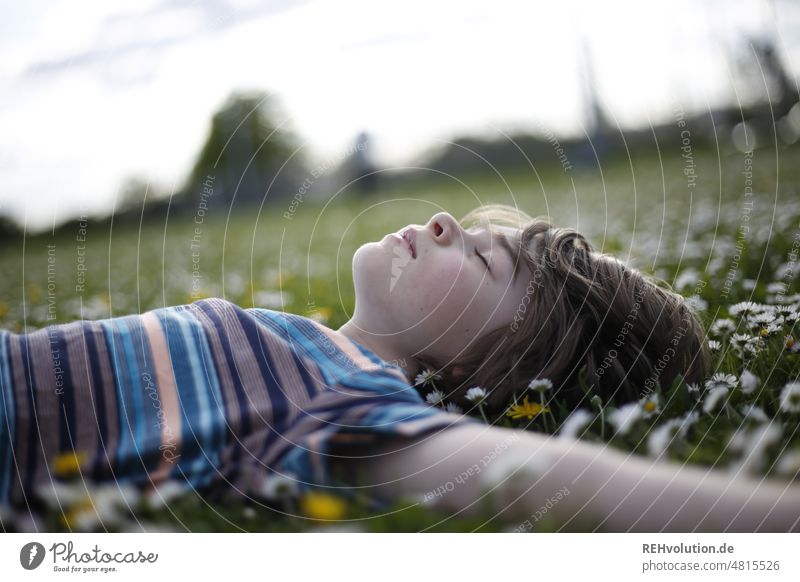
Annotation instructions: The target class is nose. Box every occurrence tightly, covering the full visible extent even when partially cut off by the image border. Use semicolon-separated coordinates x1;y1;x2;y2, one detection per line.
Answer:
427;211;461;246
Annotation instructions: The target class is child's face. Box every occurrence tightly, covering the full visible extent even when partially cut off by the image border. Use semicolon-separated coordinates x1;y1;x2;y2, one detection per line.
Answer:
350;211;533;365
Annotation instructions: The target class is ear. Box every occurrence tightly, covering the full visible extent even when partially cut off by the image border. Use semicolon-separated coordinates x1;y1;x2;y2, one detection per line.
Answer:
451;364;470;382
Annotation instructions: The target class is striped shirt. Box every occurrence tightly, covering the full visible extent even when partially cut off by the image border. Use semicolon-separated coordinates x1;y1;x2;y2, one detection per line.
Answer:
0;298;479;508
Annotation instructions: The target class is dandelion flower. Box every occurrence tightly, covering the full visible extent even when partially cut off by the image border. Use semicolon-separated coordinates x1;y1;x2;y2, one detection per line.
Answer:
702;386;730;414
425;389;445;406
505;395;549;420
527;378;553;393
414;368;441;387
299;491;347;521
779;382;800;414
705;373;738;391
739;370;759;395
464;386;490;404
608;402;643;436
52;451;88;478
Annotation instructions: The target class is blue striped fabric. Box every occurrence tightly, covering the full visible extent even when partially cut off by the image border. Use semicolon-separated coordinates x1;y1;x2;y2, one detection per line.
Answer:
0;298;479;508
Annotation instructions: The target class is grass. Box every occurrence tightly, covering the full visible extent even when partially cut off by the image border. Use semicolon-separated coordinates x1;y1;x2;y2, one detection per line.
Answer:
1;143;800;532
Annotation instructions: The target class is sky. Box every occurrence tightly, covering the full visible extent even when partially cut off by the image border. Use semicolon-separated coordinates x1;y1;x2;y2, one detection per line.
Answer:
0;0;797;232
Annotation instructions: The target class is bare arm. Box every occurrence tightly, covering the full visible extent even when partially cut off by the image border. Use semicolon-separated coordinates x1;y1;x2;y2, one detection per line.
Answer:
340;422;800;532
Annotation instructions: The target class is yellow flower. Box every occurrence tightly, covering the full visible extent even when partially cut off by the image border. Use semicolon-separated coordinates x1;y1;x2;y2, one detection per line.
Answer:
505;395;549;420
52;451;87;478
308;307;332;324
299;491;347;521
643;400;657;414
26;282;42;303
760;328;769;338
59;496;96;530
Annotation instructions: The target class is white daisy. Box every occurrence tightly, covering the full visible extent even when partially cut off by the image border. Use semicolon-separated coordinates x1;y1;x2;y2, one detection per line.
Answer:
707;340;722;351
740;403;769;423
775;450;800;479
686;382;701;394
686;294;708;312
729;301;760;317
527;378;553;393
464;386;489;404
710;318;736;336
647;420;682;458
767;281;787;294
444;402;463;414
730;332;752;347
762;320;785;336
608;402;643;436
677;410;700;433
258;473;299;501
749;311;777;325
639;393;661;418
703;386;730;414
739;370;759;395
144;479;189;510
557;409;594;440
742;337;765;356
729;423;783;476
414;368;441;387
674;269;699;292
425;389;445;406
785;309;800;324
705;373;738;391
779;382;800;414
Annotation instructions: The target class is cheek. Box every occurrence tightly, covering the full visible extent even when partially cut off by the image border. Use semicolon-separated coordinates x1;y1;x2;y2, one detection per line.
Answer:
415;260;481;314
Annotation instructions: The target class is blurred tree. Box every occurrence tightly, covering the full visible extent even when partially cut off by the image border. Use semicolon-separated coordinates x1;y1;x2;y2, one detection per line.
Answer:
348;131;379;197
183;90;306;210
0;212;21;239
118;177;153;214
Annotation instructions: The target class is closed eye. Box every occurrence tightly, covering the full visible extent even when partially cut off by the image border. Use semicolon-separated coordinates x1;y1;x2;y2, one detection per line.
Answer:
475;248;489;270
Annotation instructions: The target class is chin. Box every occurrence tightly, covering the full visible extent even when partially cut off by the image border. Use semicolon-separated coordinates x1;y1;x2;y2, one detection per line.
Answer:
352;243;392;296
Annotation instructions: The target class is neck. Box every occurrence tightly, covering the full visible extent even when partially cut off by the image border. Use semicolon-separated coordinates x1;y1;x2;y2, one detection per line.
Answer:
336;319;421;381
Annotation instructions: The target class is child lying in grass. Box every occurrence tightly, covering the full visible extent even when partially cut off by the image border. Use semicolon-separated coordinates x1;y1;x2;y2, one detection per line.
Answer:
1;203;797;531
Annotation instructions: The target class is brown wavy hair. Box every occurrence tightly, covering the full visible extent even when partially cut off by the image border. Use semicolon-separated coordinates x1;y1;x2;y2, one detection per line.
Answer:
416;204;711;414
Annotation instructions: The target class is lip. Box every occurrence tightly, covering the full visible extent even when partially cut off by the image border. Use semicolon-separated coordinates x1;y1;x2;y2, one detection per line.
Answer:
400;228;417;259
